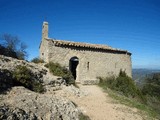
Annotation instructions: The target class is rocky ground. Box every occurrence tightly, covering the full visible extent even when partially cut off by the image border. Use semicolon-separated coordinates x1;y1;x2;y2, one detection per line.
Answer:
0;84;148;120
0;86;82;120
0;55;82;119
0;55;61;85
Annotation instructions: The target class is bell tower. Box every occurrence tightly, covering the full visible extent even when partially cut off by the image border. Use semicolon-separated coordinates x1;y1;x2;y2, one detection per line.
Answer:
42;21;48;39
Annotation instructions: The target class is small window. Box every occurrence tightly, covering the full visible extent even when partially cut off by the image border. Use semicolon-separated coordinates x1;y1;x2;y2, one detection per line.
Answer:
42;53;44;56
87;62;89;70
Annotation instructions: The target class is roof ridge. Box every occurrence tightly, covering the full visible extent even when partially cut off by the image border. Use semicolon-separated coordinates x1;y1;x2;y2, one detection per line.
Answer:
46;38;131;55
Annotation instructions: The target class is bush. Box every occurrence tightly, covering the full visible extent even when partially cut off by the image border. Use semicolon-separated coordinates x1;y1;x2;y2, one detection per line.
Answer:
142;83;160;97
141;73;160;115
0;34;27;60
12;65;45;93
0;69;13;93
0;45;17;58
98;70;145;102
79;113;90;120
142;73;160;99
45;62;74;84
31;57;44;64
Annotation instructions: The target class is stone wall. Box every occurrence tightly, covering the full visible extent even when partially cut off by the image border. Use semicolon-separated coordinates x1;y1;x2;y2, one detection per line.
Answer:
39;39;49;62
40;39;132;84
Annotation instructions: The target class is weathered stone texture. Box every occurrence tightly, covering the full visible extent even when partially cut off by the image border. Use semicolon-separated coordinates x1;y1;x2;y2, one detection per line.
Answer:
0;105;37;120
39;37;49;62
1;86;82;120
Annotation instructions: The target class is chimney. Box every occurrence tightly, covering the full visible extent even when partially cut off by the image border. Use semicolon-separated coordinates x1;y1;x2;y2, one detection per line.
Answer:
42;21;48;39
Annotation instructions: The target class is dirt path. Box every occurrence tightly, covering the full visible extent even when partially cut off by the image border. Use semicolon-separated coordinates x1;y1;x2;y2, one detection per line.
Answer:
58;85;145;120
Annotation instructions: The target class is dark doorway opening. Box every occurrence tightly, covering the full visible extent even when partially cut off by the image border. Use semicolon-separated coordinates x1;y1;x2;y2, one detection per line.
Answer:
69;57;79;80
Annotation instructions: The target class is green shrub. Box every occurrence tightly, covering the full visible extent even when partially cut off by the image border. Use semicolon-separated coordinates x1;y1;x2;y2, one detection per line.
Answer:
98;70;145;102
142;83;160;98
79;113;90;120
0;45;17;59
115;75;137;97
31;81;45;93
0;69;13;93
119;70;128;77
12;65;45;93
45;62;74;84
31;57;44;63
141;73;160;115
142;73;160;100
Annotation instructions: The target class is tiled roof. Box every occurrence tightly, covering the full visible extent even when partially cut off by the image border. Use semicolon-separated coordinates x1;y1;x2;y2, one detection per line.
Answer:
46;38;131;55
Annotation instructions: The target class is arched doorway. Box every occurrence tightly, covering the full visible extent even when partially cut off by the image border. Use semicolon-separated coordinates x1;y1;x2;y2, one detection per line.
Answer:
69;57;79;80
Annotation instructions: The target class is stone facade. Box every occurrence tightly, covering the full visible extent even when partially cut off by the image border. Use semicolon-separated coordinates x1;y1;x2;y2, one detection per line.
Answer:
40;22;132;84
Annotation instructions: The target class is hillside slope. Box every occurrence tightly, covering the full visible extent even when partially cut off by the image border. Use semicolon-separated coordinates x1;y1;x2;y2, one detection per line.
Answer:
133;69;160;85
0;55;154;119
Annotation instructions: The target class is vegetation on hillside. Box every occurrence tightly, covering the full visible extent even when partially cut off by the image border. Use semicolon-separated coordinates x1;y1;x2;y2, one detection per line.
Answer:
98;70;160;119
0;69;13;93
142;73;160;97
31;57;44;64
0;34;27;60
98;70;145;102
79;113;90;120
45;62;75;84
12;65;45;93
141;73;160;115
132;69;160;88
0;66;45;93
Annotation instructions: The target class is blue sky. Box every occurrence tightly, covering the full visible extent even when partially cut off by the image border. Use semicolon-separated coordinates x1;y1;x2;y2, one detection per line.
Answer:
0;0;160;69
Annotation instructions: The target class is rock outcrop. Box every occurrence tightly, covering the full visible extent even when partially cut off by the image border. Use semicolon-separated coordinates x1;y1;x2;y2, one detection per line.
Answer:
0;55;86;120
0;55;47;83
0;55;65;90
1;87;82;120
0;105;37;120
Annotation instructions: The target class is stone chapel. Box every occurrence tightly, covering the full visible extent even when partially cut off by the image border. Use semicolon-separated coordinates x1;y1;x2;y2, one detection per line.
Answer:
39;22;132;84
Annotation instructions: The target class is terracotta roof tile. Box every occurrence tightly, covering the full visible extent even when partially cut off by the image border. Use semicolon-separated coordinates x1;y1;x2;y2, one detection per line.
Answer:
46;38;131;55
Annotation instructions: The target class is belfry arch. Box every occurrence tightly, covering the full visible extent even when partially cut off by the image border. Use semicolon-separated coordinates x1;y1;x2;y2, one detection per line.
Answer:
69;56;79;80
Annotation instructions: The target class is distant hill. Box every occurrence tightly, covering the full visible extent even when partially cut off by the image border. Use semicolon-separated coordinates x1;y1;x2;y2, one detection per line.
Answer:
132;69;160;86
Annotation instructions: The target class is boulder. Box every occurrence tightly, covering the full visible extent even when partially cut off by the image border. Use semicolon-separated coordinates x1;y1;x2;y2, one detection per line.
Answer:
0;105;37;120
1;87;82;120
